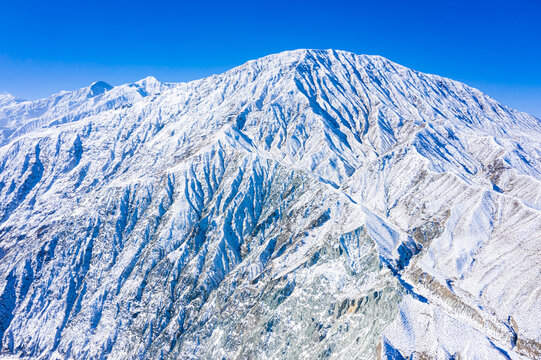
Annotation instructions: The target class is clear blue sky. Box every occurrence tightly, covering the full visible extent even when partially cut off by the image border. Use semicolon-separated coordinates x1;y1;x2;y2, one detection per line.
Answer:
1;0;540;117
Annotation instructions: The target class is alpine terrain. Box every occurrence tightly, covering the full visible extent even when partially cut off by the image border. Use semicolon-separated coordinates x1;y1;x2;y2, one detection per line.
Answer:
0;49;540;359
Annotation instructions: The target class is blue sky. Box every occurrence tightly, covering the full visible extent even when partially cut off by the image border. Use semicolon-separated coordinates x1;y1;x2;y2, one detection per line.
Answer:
0;0;540;117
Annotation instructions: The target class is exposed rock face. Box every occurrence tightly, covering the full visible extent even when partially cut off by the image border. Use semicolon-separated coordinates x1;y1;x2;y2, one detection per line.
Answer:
0;49;540;359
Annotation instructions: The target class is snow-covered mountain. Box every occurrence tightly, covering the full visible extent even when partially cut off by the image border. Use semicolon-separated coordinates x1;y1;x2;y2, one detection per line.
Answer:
0;49;540;359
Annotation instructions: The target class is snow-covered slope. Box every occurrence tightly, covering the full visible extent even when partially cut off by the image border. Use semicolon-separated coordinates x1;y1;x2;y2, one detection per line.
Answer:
0;49;540;359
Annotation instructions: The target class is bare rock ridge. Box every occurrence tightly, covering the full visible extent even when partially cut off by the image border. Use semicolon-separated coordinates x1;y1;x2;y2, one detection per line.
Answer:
0;49;540;359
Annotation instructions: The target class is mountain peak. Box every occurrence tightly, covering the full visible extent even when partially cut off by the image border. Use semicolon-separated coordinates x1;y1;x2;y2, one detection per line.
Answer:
89;80;113;97
0;50;540;360
251;48;393;68
0;93;17;105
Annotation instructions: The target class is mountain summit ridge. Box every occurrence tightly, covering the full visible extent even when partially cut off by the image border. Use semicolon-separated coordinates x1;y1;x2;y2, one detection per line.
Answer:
0;49;540;359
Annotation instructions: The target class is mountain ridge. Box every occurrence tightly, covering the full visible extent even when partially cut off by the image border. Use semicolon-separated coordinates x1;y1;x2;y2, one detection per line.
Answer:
0;49;540;359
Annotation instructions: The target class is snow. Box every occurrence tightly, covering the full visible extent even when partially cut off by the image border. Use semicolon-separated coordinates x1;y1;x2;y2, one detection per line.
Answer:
0;49;540;359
